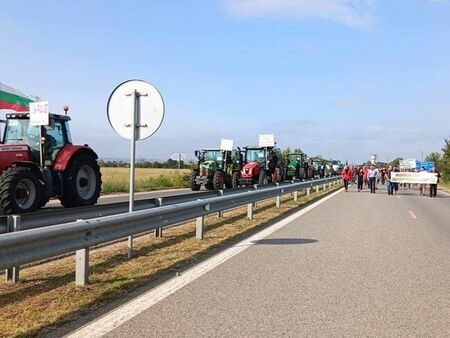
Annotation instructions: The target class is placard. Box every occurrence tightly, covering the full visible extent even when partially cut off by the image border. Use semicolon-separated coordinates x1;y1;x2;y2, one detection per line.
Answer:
399;158;416;170
29;101;49;126
220;139;234;151
259;134;275;147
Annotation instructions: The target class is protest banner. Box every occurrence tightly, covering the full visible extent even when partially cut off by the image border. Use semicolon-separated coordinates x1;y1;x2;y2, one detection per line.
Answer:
391;172;438;184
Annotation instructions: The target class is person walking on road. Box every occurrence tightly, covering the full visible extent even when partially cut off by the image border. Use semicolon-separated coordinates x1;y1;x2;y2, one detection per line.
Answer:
385;165;394;195
429;167;441;197
393;166;399;194
368;165;379;194
342;165;352;192
357;167;364;191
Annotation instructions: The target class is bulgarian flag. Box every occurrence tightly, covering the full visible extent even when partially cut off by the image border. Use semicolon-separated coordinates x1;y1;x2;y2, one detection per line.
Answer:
0;82;34;112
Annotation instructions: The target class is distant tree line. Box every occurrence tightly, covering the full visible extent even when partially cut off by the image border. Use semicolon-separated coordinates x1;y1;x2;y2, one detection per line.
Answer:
98;158;194;169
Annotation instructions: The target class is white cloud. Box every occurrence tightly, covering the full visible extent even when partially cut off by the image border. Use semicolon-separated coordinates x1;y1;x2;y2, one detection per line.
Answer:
223;0;376;29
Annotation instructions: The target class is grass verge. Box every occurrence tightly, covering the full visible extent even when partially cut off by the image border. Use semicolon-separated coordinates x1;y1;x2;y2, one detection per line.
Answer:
0;185;342;337
100;168;190;193
438;181;450;194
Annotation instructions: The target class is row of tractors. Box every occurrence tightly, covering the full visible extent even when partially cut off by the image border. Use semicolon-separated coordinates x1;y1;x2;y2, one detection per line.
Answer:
190;145;344;191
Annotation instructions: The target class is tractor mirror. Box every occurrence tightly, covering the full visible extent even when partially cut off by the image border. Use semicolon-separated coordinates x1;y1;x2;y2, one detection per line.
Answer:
194;150;200;158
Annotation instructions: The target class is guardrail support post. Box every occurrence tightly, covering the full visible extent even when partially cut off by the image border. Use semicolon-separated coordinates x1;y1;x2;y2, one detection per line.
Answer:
328;182;331;188
5;215;21;283
75;248;89;286
217;191;224;218
306;188;310;196
155;198;163;238
323;184;326;190
315;186;319;193
196;216;204;240
247;203;253;220
275;195;281;208
294;191;298;202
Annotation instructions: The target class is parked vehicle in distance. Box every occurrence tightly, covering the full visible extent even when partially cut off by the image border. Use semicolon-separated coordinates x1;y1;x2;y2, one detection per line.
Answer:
232;146;286;187
190;148;241;191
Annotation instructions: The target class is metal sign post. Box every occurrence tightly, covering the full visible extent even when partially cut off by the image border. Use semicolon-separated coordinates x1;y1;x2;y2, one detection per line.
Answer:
107;80;165;258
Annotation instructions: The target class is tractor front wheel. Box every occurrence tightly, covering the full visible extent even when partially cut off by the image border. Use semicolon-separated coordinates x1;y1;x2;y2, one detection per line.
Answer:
190;170;201;191
0;166;43;214
60;153;102;208
213;171;225;191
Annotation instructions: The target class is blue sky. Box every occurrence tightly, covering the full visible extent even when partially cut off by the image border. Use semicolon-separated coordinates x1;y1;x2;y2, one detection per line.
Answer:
1;0;449;163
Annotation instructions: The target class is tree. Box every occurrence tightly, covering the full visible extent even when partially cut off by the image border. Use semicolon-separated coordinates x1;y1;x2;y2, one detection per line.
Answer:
441;139;450;182
389;157;403;167
282;147;291;159
425;152;442;168
293;148;303;154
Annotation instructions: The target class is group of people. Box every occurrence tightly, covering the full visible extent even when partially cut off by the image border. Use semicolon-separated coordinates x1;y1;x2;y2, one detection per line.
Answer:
340;164;441;197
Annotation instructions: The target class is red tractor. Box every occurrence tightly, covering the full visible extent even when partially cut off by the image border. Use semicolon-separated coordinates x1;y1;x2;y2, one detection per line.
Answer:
0;109;101;214
231;146;285;188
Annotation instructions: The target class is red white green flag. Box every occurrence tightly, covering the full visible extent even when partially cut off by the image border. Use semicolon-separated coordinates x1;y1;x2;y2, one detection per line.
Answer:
0;82;34;112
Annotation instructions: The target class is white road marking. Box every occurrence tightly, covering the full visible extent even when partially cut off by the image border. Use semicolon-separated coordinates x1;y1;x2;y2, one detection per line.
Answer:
409;210;417;219
66;188;344;338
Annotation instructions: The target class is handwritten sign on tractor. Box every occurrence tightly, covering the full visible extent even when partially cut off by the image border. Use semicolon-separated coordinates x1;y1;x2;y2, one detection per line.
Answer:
259;134;275;147
29;101;49;126
220;139;234;151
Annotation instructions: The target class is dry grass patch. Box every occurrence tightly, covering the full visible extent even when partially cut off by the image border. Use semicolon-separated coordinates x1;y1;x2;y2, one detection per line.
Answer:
0;185;341;337
100;167;190;193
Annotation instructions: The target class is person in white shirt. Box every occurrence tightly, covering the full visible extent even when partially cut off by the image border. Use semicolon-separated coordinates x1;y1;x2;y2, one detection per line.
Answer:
368;165;379;193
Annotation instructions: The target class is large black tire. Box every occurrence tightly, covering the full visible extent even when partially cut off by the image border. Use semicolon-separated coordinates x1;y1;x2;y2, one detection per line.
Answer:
258;170;270;185
225;174;232;189
0;166;43;214
231;171;240;189
59;153;102;208
213;171;225;191
190;170;201;191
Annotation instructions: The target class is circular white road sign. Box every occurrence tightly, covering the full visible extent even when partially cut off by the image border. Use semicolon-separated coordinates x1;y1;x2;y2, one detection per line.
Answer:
107;79;164;140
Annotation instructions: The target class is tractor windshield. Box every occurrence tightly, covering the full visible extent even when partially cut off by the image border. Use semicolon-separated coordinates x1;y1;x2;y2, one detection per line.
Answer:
246;149;265;163
289;154;303;161
203;150;223;162
3;118;40;151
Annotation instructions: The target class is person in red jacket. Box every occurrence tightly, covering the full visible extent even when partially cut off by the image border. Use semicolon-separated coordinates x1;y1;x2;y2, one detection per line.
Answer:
341;165;352;192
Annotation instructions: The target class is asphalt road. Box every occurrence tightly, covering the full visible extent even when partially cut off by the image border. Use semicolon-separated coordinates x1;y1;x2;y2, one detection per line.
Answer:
74;184;450;337
45;188;194;207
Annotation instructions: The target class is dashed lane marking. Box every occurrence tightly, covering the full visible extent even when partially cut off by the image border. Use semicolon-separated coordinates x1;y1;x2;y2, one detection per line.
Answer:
409;210;417;219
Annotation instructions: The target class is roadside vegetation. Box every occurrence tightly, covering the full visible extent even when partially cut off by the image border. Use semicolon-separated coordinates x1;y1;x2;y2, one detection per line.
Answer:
101;168;190;193
0;184;340;337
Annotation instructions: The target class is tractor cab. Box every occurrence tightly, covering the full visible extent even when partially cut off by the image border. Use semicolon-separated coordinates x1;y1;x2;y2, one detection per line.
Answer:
2;112;71;165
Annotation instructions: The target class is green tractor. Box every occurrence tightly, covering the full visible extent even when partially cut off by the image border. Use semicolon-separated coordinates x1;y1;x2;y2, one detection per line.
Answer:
190;148;241;191
286;153;307;180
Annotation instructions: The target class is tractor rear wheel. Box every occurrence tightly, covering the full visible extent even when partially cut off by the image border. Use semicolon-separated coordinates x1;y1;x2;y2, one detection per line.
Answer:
190;170;201;191
231;171;240;189
213;171;225;191
0;166;43;214
60;153;101;208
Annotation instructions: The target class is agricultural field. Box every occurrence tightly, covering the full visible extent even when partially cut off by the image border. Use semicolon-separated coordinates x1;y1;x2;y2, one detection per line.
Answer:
100;167;190;193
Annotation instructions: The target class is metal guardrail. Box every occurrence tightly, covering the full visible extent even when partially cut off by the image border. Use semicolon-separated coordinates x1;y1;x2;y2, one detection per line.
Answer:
0;176;341;285
0;183;297;234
